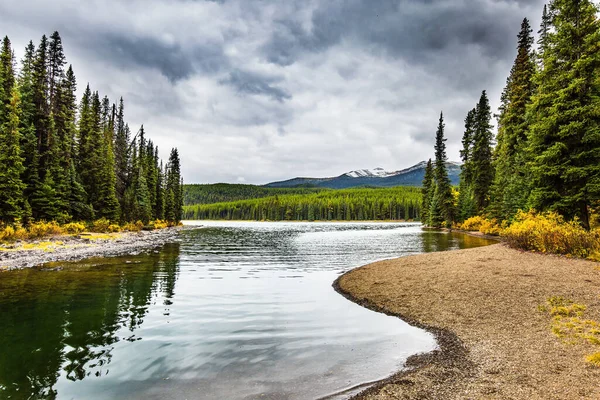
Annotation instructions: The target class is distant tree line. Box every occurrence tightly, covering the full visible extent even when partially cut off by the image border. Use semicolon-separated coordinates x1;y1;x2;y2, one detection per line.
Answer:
0;32;183;225
184;187;422;221
423;1;600;229
183;183;327;205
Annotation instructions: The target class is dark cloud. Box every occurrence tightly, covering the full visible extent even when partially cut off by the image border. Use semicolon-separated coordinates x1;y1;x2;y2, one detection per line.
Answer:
91;34;228;82
0;0;547;184
220;69;291;102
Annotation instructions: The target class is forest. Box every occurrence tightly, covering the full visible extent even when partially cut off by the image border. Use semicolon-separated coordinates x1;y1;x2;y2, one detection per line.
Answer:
0;32;183;227
183;183;326;205
183;187;422;221
422;1;600;231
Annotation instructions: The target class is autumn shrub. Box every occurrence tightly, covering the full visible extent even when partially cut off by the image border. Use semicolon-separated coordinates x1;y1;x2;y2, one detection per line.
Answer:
63;222;86;234
478;218;503;236
503;210;600;258
91;218;112;233
0;225;15;241
122;221;144;232
149;220;168;230
28;221;63;238
460;216;486;231
108;224;121;233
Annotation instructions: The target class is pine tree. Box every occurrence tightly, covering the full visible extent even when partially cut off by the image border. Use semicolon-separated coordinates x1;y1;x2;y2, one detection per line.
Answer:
457;108;477;221
528;0;600;229
133;165;152;223
47;31;66;112
0;36;16;124
537;4;552;61
430;112;454;227
471;91;494;213
0;89;26;223
490;19;535;220
421;159;434;225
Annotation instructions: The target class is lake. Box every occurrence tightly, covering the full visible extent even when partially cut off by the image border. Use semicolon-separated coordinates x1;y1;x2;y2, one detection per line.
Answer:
0;222;494;399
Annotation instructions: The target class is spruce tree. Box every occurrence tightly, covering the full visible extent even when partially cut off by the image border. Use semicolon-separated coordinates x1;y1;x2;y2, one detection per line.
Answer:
490;19;535;220
0;89;26;223
457;108;477;221
0;36;15;124
471;91;494;213
421;159;434;225
430;112;454;227
528;0;600;229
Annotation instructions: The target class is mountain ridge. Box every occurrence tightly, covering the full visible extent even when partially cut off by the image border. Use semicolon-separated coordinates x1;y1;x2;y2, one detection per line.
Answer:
263;161;461;189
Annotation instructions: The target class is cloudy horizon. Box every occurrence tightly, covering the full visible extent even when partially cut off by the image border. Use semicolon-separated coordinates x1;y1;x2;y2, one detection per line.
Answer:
0;0;547;184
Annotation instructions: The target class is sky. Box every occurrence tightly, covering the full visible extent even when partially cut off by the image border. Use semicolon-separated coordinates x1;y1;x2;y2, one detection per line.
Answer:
0;0;547;184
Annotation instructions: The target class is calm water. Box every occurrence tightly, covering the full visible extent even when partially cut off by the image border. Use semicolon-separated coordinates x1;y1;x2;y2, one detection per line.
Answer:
0;222;494;400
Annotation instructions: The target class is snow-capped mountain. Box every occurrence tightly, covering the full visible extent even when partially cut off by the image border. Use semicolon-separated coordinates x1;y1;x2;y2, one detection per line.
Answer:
264;161;462;189
344;167;397;178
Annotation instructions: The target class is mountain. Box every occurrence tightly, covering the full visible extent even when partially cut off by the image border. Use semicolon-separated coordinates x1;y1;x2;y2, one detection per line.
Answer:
264;161;462;189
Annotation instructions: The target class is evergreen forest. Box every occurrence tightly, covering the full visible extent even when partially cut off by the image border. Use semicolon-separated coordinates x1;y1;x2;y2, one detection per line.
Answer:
183;184;327;205
183;187;422;221
0;32;183;226
422;1;600;230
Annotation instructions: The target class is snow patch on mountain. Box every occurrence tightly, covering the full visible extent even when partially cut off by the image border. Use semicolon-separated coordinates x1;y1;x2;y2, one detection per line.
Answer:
344;167;396;178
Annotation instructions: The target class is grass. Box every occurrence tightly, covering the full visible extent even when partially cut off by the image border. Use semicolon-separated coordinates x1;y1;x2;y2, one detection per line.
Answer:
541;297;600;366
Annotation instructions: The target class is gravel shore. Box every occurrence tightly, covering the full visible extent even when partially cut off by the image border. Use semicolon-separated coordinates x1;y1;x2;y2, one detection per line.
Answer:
0;227;189;269
336;243;600;399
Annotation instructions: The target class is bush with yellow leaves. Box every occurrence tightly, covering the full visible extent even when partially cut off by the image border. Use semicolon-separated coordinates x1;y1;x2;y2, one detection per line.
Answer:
63;222;87;234
503;210;600;259
27;221;63;238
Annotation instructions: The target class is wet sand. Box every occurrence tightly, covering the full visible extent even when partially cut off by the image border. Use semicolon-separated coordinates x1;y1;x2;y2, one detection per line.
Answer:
336;243;600;399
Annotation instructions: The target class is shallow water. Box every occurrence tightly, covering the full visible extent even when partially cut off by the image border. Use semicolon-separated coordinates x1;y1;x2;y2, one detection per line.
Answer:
0;222;494;399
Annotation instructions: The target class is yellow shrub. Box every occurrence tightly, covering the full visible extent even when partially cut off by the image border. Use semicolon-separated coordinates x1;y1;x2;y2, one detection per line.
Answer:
13;226;28;240
461;216;486;231
503;210;600;258
91;218;112;233
122;221;144;232
478;218;503;236
0;226;15;241
150;220;168;230
63;222;86;234
108;224;121;233
27;221;63;238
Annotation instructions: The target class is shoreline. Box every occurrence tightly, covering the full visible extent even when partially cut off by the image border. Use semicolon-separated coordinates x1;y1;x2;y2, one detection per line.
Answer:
0;226;194;270
336;243;600;399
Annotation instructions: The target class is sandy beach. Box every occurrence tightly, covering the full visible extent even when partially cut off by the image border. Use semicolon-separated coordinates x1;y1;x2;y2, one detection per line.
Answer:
336;243;600;399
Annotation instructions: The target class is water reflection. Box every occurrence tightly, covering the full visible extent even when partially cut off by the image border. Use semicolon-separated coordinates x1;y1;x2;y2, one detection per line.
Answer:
0;223;494;400
0;244;180;399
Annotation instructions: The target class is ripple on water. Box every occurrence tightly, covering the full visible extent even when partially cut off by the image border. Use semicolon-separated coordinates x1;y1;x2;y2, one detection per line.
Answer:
0;221;495;400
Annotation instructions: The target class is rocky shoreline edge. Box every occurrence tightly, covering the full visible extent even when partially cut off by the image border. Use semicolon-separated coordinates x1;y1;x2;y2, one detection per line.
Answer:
0;226;197;270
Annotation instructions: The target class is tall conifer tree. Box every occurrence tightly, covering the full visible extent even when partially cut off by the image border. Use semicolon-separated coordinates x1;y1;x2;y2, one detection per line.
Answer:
471;91;494;212
490;19;535;220
421;159;434;225
528;0;600;229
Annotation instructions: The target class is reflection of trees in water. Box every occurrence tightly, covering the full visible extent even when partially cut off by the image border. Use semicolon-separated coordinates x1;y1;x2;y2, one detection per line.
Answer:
421;231;494;253
0;243;180;399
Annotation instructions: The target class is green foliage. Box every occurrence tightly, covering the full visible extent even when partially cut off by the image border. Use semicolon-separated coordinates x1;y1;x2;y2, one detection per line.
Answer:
0;89;26;223
471;91;494;213
527;0;600;230
183;183;327;205
420;159;434;225
0;31;182;226
490;19;536;221
184;187;422;221
430;112;455;227
457;109;477;222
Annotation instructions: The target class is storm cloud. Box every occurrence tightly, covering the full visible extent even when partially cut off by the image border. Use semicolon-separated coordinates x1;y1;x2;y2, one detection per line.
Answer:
0;0;547;184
